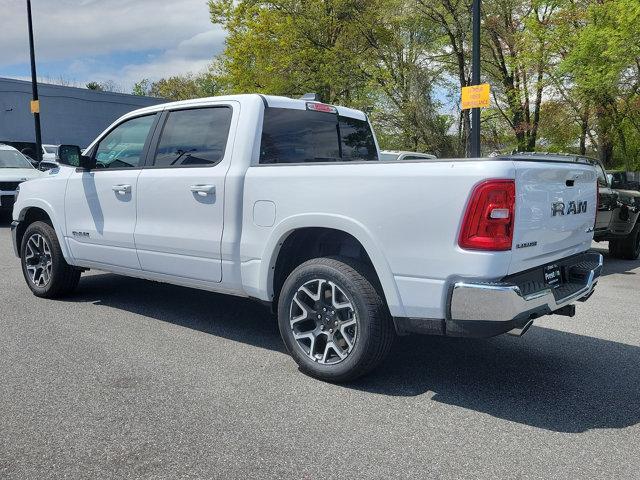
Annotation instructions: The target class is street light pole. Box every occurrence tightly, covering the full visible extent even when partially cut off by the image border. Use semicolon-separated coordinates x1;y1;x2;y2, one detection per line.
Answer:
470;0;481;158
26;0;42;163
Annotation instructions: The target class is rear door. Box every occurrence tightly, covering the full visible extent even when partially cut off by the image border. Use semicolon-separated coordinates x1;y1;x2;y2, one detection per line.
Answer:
134;105;234;283
64;114;158;269
509;160;598;274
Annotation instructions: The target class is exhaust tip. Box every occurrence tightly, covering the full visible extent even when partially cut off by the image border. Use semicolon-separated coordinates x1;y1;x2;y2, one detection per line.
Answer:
507;319;534;337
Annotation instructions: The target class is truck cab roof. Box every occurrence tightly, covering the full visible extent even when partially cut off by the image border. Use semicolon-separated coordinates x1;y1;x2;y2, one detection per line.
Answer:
127;94;368;121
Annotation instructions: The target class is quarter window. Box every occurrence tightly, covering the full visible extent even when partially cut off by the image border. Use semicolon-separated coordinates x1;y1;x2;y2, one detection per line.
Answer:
94;115;156;169
152;107;232;167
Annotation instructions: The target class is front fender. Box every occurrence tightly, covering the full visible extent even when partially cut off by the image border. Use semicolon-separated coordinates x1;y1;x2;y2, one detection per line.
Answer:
15;198;72;263
244;213;405;317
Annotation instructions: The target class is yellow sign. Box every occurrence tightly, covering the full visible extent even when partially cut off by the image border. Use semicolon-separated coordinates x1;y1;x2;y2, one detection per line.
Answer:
30;100;40;114
461;84;491;110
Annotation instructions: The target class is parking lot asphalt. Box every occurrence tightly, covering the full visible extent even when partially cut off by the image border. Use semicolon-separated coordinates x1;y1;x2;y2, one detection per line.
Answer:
1;214;639;479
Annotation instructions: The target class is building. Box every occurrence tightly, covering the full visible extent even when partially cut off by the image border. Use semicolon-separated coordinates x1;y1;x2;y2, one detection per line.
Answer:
0;77;165;148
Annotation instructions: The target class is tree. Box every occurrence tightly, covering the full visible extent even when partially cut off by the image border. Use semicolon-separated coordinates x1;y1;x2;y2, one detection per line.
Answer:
416;0;474;155
86;81;103;91
561;0;640;167
132;79;151;96
132;70;226;101
480;0;566;152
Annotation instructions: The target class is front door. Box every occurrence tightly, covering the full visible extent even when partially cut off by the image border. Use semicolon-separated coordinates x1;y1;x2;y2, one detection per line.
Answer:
65;114;158;269
134;106;234;283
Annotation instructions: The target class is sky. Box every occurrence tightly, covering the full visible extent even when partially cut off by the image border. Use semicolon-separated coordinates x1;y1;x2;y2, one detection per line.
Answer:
0;0;227;92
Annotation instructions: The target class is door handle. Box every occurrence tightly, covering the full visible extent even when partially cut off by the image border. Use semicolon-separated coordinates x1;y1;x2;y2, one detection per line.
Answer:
112;184;132;194
190;184;216;196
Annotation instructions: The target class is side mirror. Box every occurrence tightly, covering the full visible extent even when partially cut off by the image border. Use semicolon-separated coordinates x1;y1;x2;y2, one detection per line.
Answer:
58;144;95;169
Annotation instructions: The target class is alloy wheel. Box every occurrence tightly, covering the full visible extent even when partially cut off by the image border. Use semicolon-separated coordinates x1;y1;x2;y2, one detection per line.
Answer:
289;278;357;365
24;233;53;287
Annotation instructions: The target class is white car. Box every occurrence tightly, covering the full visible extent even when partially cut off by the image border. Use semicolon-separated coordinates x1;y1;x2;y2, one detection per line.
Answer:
0;144;44;213
11;94;602;381
42;144;59;162
380;150;437;161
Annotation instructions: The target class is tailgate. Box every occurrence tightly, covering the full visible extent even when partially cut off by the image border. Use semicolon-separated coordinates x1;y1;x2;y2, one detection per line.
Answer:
509;160;597;275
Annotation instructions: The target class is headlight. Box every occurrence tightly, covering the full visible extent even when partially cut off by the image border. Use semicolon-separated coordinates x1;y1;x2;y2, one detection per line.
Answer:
14;184;20;200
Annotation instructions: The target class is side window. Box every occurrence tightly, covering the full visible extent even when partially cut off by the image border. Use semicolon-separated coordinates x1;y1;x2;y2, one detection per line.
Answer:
152;107;232;167
94;115;156;169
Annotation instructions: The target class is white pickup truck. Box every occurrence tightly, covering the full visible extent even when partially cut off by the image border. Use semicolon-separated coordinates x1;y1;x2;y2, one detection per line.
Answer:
11;94;603;381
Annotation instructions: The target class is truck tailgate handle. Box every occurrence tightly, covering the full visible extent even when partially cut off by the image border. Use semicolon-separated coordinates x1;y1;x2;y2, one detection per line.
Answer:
190;184;216;196
112;184;131;194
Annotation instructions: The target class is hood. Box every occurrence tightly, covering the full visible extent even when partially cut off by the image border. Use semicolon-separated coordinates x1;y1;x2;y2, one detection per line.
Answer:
0;168;45;182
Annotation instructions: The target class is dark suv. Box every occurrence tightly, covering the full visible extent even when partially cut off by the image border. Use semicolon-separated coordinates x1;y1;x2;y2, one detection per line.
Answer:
593;161;640;259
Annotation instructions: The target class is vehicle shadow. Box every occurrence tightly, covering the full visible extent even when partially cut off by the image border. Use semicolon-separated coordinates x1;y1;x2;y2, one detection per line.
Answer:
0;213;12;226
66;272;640;434
591;243;640;276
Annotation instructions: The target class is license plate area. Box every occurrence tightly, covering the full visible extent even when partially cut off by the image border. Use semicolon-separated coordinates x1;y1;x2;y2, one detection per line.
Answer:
543;263;562;288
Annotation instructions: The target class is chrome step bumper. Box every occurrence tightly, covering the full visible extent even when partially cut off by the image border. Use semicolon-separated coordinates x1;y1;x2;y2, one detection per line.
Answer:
448;252;603;330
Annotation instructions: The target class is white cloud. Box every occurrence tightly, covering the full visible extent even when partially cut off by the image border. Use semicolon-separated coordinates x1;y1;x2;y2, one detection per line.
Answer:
0;0;226;88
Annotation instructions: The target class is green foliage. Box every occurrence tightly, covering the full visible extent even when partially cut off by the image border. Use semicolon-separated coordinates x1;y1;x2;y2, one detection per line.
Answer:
129;0;638;162
86;81;103;91
131;71;225;101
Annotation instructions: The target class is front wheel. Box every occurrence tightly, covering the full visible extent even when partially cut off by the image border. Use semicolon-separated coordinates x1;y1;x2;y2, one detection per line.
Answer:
277;257;394;382
20;221;81;298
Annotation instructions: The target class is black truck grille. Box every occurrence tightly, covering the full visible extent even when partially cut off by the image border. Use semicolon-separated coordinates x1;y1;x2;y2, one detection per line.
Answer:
0;181;21;191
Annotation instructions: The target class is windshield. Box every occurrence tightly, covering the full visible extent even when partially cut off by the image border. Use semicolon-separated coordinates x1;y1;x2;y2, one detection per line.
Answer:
43;145;58;154
0;149;34;169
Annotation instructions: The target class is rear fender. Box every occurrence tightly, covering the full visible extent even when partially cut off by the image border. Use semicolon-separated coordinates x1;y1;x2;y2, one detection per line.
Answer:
250;213;405;317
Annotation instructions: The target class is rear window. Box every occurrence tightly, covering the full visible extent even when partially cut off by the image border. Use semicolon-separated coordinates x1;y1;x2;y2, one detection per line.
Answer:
259;107;377;164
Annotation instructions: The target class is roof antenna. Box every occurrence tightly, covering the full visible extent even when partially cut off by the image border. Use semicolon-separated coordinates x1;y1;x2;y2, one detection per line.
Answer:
300;93;320;101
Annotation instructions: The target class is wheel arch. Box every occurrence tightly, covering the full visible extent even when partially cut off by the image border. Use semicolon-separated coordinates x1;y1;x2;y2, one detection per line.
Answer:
248;214;404;317
15;202;71;261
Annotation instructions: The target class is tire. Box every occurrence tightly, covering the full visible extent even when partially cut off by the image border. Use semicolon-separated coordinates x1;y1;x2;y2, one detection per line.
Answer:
608;239;622;258
277;256;394;382
20;221;81;298
612;222;640;260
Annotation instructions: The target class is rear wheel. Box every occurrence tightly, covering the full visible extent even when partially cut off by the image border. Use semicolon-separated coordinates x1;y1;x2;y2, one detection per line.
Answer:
610;222;640;260
20;221;81;298
277;256;394;382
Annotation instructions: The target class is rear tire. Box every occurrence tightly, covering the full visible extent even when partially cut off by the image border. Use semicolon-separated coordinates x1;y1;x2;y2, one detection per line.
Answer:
610;222;640;260
277;256;394;382
20;221;81;298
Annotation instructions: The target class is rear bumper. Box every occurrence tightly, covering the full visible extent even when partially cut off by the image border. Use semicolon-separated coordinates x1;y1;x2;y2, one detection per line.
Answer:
446;251;602;337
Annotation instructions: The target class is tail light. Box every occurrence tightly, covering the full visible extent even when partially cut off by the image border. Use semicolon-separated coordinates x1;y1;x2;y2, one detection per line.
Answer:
459;179;516;251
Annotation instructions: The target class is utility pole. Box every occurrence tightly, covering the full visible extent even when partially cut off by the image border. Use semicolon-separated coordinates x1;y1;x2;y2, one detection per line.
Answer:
26;0;42;163
470;0;481;158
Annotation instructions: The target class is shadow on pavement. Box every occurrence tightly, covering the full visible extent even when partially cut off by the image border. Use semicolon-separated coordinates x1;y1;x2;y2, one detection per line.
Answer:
0;213;12;226
591;243;640;276
64;272;640;434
